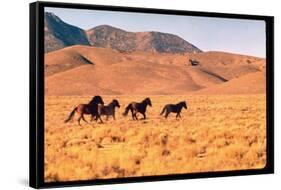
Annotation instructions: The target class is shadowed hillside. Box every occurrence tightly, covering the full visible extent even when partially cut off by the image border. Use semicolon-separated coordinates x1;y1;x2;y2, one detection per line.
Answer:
44;12;89;53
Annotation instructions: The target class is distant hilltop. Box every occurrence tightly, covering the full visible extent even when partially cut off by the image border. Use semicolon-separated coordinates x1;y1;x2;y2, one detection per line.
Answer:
44;12;202;54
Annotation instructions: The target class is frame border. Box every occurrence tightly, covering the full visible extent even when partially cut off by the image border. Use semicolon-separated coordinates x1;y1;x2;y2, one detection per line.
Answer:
29;1;274;188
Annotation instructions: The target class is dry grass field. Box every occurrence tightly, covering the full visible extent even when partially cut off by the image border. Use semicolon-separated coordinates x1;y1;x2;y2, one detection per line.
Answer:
44;94;266;182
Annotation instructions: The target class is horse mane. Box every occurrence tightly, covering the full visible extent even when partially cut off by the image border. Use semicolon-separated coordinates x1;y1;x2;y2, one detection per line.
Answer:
89;97;97;105
89;95;102;105
108;99;119;107
178;101;186;106
108;100;115;106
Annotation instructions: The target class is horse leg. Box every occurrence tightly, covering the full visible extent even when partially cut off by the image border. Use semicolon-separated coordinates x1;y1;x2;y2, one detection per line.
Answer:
90;115;95;122
142;113;146;120
178;113;182;118
165;111;169;119
78;117;82;126
134;113;138;120
106;115;109;121
82;114;88;123
97;115;103;124
113;113;116;120
96;113;103;123
94;115;99;122
131;110;135;120
132;111;138;120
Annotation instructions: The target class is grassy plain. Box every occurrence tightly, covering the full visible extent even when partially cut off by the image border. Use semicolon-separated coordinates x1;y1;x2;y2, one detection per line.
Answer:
44;95;266;182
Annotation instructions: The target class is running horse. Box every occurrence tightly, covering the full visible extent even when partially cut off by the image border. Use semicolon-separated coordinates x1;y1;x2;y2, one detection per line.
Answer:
64;95;104;125
123;97;152;120
160;101;187;119
93;99;121;123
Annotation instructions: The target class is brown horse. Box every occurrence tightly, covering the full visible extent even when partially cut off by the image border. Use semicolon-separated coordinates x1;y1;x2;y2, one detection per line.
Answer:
64;96;104;125
93;99;120;122
160;101;187;119
123;97;152;120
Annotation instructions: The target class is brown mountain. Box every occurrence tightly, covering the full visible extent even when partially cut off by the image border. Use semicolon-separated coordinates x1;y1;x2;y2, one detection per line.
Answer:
45;45;265;95
44;12;89;53
44;12;202;54
86;25;202;53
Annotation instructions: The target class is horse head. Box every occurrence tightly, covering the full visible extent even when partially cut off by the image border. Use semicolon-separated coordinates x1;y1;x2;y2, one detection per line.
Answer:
145;97;152;107
113;99;120;108
182;101;187;109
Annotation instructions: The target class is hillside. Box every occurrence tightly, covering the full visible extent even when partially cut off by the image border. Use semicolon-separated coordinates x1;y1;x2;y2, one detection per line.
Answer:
45;45;265;95
86;25;202;53
44;12;90;53
195;71;266;95
44;12;202;54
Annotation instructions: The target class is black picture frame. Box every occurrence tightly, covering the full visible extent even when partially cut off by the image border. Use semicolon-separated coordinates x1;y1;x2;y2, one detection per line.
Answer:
29;1;274;188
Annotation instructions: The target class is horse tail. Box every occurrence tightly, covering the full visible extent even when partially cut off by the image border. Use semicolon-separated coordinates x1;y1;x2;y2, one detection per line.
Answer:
123;104;132;116
160;105;167;115
65;107;77;123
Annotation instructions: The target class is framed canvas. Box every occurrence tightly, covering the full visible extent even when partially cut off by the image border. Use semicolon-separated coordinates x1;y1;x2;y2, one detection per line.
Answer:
29;1;274;188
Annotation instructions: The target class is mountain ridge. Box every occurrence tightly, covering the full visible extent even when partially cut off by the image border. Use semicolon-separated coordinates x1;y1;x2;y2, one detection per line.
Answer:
44;12;90;53
44;12;202;54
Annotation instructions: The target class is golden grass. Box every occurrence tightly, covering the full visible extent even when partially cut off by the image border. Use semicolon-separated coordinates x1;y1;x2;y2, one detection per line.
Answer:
44;95;266;182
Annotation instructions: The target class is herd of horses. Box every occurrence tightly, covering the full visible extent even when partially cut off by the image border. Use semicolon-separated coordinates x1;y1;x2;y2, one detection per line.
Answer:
64;96;188;125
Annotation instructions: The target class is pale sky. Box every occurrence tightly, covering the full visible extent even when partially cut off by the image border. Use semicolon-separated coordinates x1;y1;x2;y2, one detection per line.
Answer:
45;7;266;58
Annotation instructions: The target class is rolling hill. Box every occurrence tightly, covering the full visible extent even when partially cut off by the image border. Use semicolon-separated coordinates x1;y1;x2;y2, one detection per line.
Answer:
195;71;265;95
45;45;265;95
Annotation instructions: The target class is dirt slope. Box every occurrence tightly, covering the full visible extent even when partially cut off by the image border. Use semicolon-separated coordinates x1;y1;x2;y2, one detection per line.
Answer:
195;71;266;95
45;45;265;95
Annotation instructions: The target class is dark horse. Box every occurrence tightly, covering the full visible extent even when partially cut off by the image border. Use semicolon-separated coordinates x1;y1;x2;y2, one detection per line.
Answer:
160;101;187;119
93;99;120;122
64;96;104;125
123;98;152;120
